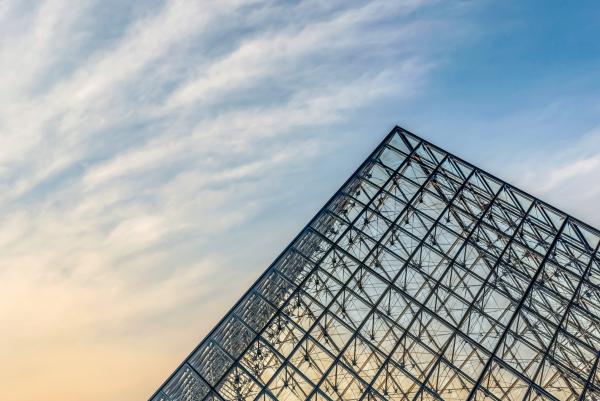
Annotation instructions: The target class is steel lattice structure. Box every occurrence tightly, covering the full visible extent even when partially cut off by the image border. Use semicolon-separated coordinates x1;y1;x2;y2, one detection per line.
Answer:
150;127;600;401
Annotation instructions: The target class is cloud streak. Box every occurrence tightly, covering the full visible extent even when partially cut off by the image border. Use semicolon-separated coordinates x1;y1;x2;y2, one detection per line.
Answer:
505;126;600;227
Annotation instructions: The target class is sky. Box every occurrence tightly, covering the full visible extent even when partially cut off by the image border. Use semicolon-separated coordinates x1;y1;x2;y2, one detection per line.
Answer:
0;1;599;400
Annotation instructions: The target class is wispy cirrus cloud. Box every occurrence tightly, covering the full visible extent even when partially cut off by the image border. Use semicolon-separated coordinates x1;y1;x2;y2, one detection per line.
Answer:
504;126;600;227
0;1;471;400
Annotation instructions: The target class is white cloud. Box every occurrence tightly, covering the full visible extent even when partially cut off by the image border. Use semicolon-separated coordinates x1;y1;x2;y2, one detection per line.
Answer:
537;154;600;192
164;1;427;111
505;127;600;227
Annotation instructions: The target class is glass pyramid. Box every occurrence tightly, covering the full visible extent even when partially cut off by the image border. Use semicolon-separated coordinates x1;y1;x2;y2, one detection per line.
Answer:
150;127;600;401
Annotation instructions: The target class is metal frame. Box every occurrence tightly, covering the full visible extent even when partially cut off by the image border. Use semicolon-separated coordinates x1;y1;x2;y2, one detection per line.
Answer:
149;126;600;401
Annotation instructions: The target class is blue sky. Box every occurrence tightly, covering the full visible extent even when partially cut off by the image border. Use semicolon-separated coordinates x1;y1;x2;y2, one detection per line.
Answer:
0;1;599;400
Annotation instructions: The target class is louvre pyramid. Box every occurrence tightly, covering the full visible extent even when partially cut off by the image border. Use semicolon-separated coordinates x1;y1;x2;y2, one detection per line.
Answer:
150;127;600;401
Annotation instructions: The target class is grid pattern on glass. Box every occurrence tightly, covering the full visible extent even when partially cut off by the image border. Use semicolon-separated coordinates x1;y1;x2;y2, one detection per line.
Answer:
150;127;600;401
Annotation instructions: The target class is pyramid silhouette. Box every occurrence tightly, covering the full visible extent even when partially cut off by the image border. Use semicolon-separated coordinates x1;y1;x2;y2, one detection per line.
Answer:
150;127;600;401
